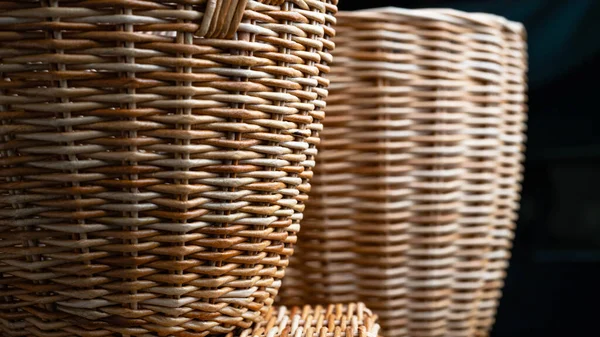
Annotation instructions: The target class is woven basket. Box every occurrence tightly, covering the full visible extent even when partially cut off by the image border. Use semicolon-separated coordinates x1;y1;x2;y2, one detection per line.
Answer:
0;0;338;335
234;302;380;337
278;7;527;337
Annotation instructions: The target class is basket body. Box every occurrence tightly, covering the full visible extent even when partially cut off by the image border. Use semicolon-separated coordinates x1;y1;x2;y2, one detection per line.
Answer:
0;0;337;336
279;8;527;337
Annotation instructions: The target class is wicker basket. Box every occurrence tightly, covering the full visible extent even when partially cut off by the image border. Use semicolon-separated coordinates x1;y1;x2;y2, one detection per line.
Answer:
234;302;380;337
0;0;338;335
279;7;527;337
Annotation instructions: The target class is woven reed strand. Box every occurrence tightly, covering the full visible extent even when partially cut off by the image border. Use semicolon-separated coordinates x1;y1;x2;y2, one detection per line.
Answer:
0;0;338;336
279;8;527;337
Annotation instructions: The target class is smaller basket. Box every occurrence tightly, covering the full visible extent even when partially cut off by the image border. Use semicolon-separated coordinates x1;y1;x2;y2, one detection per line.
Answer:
235;302;380;337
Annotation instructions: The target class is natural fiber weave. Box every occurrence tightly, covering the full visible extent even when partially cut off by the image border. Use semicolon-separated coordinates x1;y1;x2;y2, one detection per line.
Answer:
279;7;527;337
233;302;380;337
278;36;358;305
0;0;338;336
423;10;504;337
475;18;527;337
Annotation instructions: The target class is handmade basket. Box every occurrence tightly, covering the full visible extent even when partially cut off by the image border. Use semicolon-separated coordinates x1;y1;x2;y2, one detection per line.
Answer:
235;302;380;337
279;7;527;337
0;0;338;336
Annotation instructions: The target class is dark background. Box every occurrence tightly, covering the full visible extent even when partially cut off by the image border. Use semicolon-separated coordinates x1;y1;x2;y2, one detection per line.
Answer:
340;1;600;336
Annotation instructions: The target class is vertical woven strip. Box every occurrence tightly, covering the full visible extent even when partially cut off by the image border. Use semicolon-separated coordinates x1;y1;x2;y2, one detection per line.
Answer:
405;12;467;336
343;12;415;337
270;0;342;308
279;33;359;305
279;8;527;337
439;11;505;337
476;19;527;337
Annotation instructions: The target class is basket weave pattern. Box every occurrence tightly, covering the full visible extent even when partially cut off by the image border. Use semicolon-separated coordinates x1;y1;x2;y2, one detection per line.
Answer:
0;0;337;336
477;20;527;335
278;28;358;305
235;302;380;337
279;8;527;337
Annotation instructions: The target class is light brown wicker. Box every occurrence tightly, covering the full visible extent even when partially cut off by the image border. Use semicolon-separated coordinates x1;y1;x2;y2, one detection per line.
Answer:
234;302;380;337
424;10;504;337
475;18;527;337
278;33;358;306
278;7;527;337
0;0;338;336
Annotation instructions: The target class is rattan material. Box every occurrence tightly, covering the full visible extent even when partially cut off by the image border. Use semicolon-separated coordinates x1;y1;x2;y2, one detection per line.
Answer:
425;10;504;337
475;19;527;337
234;302;380;337
0;0;338;336
278;30;358;306
279;7;527;337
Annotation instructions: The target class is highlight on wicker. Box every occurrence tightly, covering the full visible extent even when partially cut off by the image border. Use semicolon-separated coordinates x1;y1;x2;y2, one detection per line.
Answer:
233;302;380;337
0;0;338;335
278;7;527;337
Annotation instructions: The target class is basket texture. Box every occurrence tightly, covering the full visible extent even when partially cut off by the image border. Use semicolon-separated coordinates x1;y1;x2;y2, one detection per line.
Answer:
234;302;380;337
0;0;338;336
278;32;357;305
278;7;527;337
476;18;527;336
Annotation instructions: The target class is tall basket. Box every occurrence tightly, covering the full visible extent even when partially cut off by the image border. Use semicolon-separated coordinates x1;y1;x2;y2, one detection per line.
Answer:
279;7;527;337
0;0;338;336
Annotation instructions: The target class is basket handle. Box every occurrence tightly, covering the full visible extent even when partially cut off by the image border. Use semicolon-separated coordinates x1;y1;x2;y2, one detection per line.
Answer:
196;0;285;39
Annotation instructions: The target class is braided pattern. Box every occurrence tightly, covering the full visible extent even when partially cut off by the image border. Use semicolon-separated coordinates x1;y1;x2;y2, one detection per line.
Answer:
236;302;380;337
279;8;527;337
0;0;337;335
